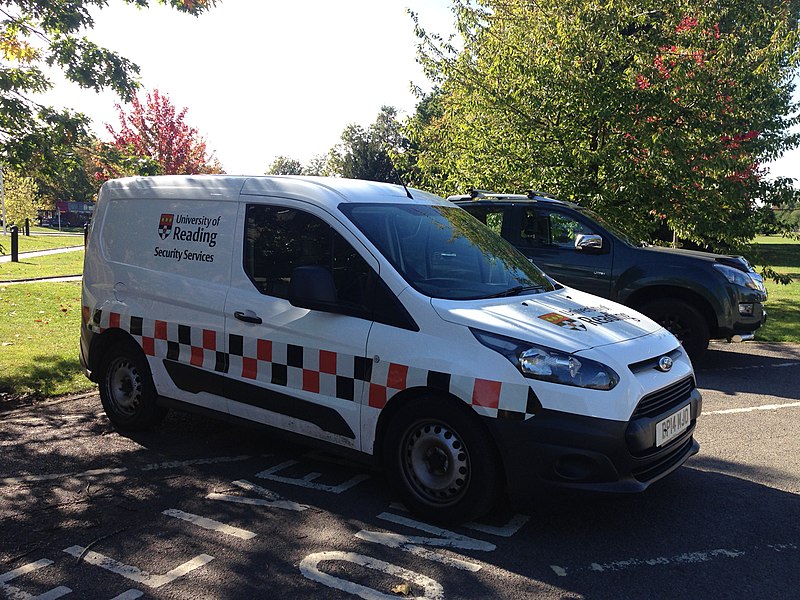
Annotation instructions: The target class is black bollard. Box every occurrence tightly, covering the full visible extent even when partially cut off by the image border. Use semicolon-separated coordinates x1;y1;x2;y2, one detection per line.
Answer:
10;225;18;262
84;222;89;247
24;218;30;236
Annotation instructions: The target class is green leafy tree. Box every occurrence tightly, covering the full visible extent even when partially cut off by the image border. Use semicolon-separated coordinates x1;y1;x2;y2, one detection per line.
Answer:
35;143;97;207
2;168;40;227
265;155;304;175
303;154;331;176
328;106;408;183
0;0;217;178
775;188;800;232
409;0;800;253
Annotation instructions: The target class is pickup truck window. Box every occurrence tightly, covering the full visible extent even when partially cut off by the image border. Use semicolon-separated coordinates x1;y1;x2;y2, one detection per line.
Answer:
462;205;505;235
520;208;598;249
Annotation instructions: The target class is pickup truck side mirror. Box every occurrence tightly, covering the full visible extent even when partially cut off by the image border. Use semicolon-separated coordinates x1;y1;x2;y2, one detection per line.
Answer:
288;265;339;311
575;234;603;251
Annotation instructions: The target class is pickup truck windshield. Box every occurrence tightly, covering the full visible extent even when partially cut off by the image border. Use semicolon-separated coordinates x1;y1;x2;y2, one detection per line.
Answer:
576;206;641;247
341;203;555;300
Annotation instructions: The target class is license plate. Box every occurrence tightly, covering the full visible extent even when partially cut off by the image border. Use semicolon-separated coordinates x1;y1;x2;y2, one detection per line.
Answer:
655;404;691;447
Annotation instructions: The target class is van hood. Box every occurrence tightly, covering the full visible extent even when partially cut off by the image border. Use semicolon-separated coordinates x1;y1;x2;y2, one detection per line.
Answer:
431;287;665;354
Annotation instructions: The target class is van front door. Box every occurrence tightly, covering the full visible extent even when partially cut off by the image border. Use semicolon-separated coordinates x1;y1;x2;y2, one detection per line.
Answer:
223;201;377;449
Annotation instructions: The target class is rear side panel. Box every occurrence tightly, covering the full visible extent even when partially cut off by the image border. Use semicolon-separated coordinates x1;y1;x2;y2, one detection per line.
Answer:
83;189;239;414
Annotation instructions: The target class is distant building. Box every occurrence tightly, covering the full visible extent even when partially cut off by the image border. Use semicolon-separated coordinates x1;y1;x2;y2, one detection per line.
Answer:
40;201;95;227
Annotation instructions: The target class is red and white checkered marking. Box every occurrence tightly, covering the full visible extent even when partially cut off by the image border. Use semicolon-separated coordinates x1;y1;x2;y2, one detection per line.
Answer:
88;309;535;419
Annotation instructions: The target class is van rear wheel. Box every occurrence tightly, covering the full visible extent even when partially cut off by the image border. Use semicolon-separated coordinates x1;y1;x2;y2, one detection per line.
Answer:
640;299;710;360
100;339;167;431
384;397;502;523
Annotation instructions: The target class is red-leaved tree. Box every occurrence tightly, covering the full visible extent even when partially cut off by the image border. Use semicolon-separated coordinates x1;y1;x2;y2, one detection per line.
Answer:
96;89;223;183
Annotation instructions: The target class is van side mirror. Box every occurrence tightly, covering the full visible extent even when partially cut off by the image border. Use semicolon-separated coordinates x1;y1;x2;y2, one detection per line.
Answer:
575;234;603;251
288;265;339;311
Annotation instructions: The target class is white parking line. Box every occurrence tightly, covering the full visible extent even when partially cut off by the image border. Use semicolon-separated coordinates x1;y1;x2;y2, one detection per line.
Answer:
207;479;309;512
300;551;444;600
703;401;800;415
110;591;144;600
255;459;369;493
0;559;55;582
0;559;72;599
162;508;257;540
549;542;799;577
139;456;252;471
63;546;214;589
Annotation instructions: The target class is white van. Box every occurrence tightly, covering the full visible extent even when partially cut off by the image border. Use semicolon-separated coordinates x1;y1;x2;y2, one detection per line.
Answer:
81;175;701;522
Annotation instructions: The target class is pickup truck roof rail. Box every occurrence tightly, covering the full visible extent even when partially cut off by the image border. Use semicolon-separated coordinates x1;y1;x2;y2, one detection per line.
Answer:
466;188;560;201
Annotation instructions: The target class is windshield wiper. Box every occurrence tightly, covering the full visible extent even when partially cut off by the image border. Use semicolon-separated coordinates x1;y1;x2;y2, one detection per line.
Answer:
482;285;544;299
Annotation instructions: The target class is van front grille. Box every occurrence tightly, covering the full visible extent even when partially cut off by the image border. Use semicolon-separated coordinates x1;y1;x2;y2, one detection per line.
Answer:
632;376;695;420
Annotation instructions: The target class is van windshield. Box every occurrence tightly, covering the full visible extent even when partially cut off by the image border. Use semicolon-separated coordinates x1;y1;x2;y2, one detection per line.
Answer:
341;203;555;300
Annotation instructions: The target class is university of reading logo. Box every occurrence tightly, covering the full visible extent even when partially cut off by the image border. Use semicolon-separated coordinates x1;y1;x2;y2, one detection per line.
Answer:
538;312;587;331
158;214;174;240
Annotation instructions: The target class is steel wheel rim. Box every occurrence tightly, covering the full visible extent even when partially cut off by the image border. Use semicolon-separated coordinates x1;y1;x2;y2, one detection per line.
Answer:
106;357;142;417
400;419;470;506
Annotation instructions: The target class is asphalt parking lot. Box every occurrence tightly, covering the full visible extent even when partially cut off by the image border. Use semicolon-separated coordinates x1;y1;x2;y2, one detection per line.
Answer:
0;341;798;599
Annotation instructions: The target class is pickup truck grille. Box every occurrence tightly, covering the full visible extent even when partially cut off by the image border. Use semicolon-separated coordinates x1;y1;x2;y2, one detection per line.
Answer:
632;376;696;420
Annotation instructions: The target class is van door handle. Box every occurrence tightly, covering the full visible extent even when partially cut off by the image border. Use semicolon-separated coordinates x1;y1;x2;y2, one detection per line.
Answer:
234;310;262;324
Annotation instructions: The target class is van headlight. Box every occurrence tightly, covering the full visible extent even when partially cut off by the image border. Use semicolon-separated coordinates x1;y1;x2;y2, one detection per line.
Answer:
713;264;765;293
471;329;619;390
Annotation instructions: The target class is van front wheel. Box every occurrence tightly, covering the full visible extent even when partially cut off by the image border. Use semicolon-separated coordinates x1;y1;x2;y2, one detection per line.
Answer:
100;340;167;431
384;397;502;523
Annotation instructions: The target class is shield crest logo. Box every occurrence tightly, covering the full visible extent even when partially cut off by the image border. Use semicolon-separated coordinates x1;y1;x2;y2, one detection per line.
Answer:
538;312;587;331
158;214;173;240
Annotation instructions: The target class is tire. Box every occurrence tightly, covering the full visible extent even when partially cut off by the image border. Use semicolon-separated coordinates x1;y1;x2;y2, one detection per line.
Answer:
99;339;167;431
383;396;503;523
639;299;710;360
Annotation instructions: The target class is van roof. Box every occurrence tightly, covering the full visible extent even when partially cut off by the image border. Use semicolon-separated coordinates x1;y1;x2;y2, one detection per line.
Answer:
101;175;446;206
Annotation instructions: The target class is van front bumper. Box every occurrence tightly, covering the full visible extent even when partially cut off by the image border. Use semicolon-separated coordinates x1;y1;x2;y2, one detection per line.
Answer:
485;386;702;504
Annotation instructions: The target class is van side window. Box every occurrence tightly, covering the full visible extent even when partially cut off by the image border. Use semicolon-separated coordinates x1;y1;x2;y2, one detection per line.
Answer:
520;208;596;249
244;204;371;307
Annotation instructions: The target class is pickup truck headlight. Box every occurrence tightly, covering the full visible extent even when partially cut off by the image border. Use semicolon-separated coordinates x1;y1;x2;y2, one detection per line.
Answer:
713;264;765;293
471;329;619;390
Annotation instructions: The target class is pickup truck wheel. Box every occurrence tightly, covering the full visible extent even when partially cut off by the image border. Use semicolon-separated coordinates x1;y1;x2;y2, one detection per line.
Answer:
640;299;709;360
384;397;502;523
99;339;167;431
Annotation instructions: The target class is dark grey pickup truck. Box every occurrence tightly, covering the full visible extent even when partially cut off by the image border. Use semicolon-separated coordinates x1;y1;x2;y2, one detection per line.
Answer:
450;191;767;359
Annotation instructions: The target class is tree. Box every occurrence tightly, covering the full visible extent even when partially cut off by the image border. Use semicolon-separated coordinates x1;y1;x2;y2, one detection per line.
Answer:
0;1;217;179
265;155;304;175
303;154;331;176
1;168;39;227
409;0;800;253
97;88;223;183
328;106;408;183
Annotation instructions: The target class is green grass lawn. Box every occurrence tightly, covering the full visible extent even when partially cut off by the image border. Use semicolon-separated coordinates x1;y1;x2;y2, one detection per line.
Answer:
753;235;800;343
0;250;84;281
0;281;93;398
0;231;84;255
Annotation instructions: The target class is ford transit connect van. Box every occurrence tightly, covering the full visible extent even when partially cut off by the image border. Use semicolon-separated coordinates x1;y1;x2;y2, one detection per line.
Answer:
81;176;701;522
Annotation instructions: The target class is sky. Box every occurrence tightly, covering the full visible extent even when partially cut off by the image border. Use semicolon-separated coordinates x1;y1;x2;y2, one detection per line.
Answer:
38;0;799;180
39;0;456;175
